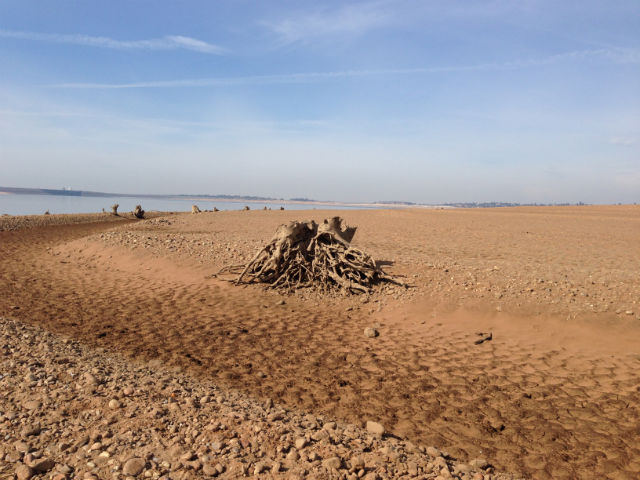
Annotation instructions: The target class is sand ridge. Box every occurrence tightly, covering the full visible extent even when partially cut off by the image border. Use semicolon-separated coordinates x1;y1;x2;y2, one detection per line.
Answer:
1;206;640;479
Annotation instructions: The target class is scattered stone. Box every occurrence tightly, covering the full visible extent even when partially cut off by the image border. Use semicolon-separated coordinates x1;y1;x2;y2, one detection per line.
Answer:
295;437;307;449
366;421;385;436
323;456;342;470
427;446;442;458
107;399;121;409
122;457;146;476
469;458;489;469
23;400;41;410
364;327;379;338
32;458;55;473
15;464;34;480
22;424;41;436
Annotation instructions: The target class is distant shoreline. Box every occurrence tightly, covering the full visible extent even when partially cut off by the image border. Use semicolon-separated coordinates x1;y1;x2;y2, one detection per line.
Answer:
0;186;423;209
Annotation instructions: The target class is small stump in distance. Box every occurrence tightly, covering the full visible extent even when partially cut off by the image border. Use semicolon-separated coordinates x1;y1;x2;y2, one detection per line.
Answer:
133;205;145;219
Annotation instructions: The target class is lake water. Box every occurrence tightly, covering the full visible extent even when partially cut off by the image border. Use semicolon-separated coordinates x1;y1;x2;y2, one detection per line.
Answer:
0;193;375;216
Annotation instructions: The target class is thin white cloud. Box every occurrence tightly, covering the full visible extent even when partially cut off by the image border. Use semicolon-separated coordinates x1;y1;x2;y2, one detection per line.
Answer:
609;136;637;146
48;47;640;89
0;29;226;54
262;1;393;45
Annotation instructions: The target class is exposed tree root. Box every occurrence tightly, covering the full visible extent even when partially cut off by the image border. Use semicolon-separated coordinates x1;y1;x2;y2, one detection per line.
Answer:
218;217;405;294
133;205;145;219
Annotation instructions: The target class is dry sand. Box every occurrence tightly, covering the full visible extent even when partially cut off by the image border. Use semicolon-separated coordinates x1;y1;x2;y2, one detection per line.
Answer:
1;206;639;479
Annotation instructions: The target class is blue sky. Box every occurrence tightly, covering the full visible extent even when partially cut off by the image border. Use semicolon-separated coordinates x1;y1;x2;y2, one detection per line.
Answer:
1;1;638;203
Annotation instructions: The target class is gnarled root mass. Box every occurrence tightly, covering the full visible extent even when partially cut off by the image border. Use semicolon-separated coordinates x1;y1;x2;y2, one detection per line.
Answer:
133;205;145;219
219;217;404;294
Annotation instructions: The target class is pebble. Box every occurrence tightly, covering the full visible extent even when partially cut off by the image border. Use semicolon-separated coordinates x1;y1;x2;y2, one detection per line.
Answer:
295;437;307;449
366;421;385;436
83;373;98;385
32;458;55;473
122;457;146;476
427;446;442;458
15;464;34;480
253;462;268;475
470;458;489;469
323;456;342;470
364;327;379;338
23;400;41;410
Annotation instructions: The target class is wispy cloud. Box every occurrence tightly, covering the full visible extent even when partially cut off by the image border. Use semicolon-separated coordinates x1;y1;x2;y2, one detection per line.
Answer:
262;1;393;45
48;47;640;89
609;136;637;146
0;29;226;54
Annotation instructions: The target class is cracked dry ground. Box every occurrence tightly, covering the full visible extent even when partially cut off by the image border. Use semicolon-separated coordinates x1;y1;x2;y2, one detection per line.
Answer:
1;206;640;479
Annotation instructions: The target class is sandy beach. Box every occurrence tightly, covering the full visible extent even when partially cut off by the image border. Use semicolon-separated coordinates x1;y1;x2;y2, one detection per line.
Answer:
1;206;639;480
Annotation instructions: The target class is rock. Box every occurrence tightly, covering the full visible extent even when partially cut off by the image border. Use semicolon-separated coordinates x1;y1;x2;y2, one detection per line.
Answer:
22;424;41;436
107;399;121;409
364;327;379;338
350;455;365;470
323;421;337;431
123;386;134;396
286;450;300;461
253;462;267;475
271;462;281;473
180;451;196;462
469;458;489;469
295;437;307;449
83;373;98;385
15;464;34;480
426;446;442;458
14;441;30;453
323;456;342;470
202;463;218;476
122;457;146;476
32;458;55;473
366;421;385;436
23;400;41;410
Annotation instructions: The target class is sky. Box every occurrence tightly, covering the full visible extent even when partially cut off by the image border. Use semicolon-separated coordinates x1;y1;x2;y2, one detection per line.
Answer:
0;0;639;204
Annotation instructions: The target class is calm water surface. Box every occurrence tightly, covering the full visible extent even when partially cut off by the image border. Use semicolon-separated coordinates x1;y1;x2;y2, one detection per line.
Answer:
0;193;373;216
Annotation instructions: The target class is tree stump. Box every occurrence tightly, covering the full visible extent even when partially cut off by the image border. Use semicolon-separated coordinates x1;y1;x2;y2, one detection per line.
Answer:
219;217;404;294
192;205;201;214
133;205;145;219
111;204;119;216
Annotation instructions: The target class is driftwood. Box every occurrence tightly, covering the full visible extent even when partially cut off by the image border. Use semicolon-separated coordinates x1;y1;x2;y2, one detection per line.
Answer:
243;206;250;211
111;204;119;216
133;205;145;219
192;205;201;214
218;217;404;294
213;207;219;212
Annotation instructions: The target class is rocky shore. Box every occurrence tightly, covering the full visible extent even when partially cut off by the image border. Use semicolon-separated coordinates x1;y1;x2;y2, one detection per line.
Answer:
1;317;517;480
